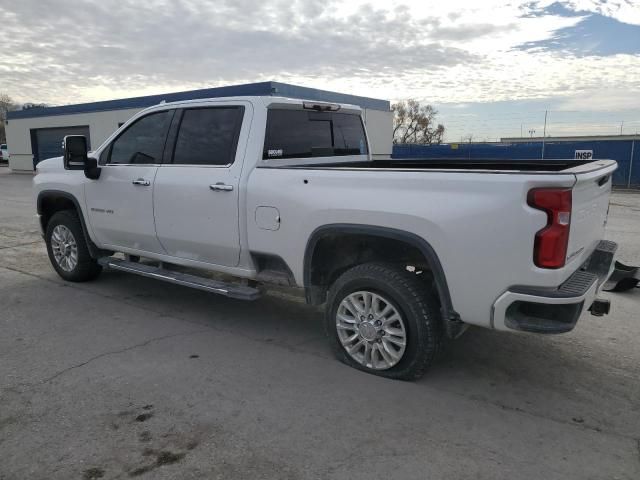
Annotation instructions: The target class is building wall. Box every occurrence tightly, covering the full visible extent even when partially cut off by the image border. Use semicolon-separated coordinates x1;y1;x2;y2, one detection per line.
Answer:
363;108;393;160
6;108;142;171
7;106;392;171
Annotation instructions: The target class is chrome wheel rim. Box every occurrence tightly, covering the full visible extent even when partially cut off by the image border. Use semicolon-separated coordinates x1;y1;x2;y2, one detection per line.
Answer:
336;291;407;370
50;225;78;272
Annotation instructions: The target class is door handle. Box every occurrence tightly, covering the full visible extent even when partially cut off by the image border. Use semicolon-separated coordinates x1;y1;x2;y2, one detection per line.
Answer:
132;178;150;186
210;183;234;192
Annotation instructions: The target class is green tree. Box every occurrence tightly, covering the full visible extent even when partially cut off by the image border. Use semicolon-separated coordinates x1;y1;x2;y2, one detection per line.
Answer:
392;100;445;145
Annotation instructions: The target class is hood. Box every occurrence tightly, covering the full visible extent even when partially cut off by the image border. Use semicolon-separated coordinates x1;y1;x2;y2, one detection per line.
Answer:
36;156;64;171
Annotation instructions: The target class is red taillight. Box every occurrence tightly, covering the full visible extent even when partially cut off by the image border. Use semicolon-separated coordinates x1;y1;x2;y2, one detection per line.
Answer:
528;188;572;269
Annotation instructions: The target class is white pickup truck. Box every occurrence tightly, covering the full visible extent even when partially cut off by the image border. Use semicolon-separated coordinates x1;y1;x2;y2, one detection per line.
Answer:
33;96;618;380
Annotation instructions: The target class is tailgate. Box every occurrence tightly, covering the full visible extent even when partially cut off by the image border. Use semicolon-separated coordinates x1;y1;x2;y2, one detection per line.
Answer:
566;160;617;266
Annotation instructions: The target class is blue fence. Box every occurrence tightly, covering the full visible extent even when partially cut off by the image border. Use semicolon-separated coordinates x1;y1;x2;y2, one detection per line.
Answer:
393;140;639;187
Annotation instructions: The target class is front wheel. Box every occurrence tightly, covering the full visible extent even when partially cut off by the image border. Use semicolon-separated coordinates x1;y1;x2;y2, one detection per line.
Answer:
45;210;102;282
325;262;441;380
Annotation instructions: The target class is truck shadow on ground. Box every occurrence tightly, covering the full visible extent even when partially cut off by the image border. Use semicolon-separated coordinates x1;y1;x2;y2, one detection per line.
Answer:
95;269;631;407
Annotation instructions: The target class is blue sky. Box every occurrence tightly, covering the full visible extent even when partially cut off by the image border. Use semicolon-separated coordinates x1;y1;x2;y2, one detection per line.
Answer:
1;0;639;141
520;2;640;56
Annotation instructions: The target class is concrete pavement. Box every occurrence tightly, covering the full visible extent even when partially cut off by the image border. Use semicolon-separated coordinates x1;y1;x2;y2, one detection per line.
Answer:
1;167;639;479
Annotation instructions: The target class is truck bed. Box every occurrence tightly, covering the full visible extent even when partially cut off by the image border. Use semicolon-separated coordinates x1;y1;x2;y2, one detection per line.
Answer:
302;158;595;172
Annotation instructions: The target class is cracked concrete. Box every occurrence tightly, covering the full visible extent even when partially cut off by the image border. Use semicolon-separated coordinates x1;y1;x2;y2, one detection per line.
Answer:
1;168;639;479
39;330;211;385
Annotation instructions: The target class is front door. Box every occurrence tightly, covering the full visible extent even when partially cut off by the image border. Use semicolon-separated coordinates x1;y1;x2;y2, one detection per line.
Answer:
85;109;173;253
153;104;249;266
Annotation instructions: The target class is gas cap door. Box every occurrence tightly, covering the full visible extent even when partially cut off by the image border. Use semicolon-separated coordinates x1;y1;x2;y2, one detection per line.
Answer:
255;206;281;231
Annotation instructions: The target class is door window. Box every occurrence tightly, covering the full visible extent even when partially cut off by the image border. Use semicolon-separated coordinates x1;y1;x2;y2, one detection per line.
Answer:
172;107;244;166
108;110;172;165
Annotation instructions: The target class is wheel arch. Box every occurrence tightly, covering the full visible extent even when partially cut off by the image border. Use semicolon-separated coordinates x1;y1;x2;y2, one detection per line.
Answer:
37;190;108;259
303;224;461;335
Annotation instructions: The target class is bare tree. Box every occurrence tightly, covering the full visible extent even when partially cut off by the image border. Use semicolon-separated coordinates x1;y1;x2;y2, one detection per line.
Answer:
0;93;19;143
392;100;445;145
22;102;48;110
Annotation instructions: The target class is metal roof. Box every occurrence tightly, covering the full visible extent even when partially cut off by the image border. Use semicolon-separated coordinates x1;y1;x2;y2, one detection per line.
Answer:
7;81;390;120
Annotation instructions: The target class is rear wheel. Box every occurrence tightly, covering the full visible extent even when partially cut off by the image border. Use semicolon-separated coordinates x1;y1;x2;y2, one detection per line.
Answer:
325;262;441;380
45;210;102;282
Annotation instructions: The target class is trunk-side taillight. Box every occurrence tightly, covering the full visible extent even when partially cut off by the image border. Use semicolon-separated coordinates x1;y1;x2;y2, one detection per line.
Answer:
528;188;572;269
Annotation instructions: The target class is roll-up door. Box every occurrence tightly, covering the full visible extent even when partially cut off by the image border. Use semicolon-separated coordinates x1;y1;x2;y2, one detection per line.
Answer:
30;126;90;167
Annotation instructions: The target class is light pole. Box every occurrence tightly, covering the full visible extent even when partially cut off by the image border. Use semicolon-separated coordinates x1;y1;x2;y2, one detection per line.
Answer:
542;110;548;159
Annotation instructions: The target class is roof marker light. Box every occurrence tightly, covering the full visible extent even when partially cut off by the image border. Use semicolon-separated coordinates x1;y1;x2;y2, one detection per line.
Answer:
303;102;341;112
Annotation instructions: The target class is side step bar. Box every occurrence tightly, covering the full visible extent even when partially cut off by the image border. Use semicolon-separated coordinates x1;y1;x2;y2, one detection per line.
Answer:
98;257;262;301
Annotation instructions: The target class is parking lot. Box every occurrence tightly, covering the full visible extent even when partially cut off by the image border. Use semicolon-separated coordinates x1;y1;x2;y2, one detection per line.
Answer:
1;167;639;479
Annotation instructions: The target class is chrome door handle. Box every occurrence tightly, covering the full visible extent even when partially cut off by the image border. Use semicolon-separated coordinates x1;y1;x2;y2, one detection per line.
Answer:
132;178;150;186
210;183;234;192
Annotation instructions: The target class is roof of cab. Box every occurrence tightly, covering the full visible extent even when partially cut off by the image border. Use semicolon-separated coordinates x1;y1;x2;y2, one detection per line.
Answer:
128;96;362;120
7;81;389;120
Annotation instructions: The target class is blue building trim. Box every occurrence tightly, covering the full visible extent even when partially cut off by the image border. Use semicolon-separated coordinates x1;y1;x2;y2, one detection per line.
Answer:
7;81;390;120
268;82;389;111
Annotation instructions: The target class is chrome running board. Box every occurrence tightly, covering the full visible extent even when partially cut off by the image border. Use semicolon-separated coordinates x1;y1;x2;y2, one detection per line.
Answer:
98;257;261;301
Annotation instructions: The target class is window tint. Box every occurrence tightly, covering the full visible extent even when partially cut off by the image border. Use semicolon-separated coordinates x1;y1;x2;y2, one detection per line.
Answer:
172;107;244;166
109;110;171;165
333;114;369;155
263;110;368;159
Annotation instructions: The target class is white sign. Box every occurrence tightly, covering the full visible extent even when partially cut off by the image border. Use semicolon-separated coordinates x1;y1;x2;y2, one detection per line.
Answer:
575;150;593;160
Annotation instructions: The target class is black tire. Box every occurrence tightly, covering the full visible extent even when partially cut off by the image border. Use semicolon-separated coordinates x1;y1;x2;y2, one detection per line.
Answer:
325;262;441;381
45;210;102;282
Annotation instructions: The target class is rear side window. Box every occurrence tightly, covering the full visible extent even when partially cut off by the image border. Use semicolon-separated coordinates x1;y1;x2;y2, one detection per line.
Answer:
109;110;172;165
172;107;244;166
263;110;368;160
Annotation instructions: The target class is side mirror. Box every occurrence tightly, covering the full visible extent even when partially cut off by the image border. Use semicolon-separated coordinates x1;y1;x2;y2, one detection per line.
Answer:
63;135;88;170
62;135;100;179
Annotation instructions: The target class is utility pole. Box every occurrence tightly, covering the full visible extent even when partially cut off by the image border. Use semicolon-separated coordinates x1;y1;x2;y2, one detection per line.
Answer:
620;121;624;135
520;124;523;138
542;110;548;159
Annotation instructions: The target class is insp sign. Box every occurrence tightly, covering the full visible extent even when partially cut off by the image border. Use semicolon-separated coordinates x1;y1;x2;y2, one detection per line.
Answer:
575;150;593;160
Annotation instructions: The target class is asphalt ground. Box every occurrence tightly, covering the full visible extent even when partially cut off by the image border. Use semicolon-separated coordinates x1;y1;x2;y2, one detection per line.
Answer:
1;166;639;479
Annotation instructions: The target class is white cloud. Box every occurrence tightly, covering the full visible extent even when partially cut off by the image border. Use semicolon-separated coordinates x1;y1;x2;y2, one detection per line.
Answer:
0;0;638;141
536;0;640;25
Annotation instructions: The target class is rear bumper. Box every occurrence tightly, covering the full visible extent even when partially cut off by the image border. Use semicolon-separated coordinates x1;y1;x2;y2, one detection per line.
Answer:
492;240;617;333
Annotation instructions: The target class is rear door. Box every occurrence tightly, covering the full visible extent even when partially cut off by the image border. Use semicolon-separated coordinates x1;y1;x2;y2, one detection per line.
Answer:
85;109;173;253
153;102;249;266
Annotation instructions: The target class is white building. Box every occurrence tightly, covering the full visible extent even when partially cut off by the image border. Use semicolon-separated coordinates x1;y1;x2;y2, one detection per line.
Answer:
6;81;392;172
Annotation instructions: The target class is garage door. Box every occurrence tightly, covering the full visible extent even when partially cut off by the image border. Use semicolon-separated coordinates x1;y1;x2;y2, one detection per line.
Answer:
31;126;91;167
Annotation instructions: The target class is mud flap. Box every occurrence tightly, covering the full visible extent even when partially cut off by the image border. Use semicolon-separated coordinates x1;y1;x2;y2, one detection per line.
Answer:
602;261;640;292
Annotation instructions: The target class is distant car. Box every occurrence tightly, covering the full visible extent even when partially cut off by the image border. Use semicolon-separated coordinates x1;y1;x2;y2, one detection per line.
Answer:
0;143;8;162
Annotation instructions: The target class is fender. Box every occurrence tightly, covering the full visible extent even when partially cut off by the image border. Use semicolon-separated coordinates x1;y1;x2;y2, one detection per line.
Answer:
36;189;111;259
304;224;463;337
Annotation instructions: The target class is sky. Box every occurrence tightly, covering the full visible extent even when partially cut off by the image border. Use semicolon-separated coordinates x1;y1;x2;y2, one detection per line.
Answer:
0;0;639;141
